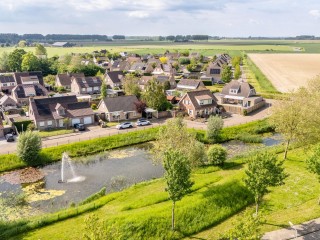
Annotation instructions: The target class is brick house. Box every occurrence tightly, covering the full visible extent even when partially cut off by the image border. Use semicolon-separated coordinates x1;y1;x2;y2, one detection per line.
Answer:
70;76;102;95
29;95;94;130
179;89;218;118
55;73;85;89
98;95;142;122
105;71;125;89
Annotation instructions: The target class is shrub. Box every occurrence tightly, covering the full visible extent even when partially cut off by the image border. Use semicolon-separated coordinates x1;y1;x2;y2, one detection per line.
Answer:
243;109;248;116
17;131;42;165
207;145;227;166
207;115;224;142
27;123;36;131
91;103;97;110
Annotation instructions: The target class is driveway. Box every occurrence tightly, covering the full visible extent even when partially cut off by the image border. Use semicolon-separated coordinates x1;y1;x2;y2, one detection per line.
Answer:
0;101;273;155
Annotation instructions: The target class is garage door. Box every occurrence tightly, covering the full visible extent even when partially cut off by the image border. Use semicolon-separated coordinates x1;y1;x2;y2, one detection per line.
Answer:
72;118;80;125
83;116;92;125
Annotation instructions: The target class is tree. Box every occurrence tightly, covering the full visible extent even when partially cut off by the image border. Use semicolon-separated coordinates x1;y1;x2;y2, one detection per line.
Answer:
21;52;41;71
18;40;27;48
234;64;242;79
163;150;193;231
163;80;171;91
8;49;26;71
123;74;141;98
17;131;42;165
134;100;147;114
207;145;227;166
100;81;107;99
44;74;56;87
269;89;312;159
154;117;206;167
244;152;287;215
207;115;224;142
35;43;47;56
159;56;168;64
0;52;10;71
306;145;320;204
221;64;232;83
142;78;167;111
231;56;242;68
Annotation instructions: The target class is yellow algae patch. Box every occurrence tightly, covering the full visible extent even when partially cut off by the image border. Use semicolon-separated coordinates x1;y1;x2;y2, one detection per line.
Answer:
23;182;65;203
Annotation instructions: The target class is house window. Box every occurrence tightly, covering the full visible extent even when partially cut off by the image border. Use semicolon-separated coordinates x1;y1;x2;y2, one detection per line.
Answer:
93;86;99;90
47;120;53;126
188;109;193;115
133;112;137;117
82;88;86;91
199;100;203;105
229;89;238;94
87;87;93;92
3;83;7;86
39;121;45;127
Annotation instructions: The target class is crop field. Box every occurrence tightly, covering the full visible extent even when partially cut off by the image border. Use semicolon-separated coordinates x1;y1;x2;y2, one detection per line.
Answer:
248;53;320;93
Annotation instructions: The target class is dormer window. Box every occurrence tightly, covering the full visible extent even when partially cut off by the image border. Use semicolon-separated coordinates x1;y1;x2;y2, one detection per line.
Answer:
249;88;256;96
229;88;239;94
93;79;98;83
82;79;86;83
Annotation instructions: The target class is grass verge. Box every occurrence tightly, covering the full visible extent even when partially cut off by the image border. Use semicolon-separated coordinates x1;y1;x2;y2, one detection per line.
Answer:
37;129;74;138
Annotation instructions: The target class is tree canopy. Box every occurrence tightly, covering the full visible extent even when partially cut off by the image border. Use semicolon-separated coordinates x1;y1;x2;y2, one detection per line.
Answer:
142;79;168;111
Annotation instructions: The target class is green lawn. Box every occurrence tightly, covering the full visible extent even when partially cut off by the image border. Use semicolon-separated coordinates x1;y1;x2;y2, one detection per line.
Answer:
37;129;74;138
5;144;320;240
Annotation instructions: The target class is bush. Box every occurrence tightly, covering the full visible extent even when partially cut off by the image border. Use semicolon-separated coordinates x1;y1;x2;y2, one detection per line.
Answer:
27;123;36;131
207;115;224;142
207;145;227;166
243;109;248;116
91;103;97;110
17;131;42;165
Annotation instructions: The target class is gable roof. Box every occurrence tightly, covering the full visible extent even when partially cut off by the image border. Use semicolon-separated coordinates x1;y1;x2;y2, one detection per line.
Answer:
72;76;102;88
100;95;139;113
56;73;85;86
181;89;217;109
106;71;124;84
221;80;256;98
0;75;15;84
177;79;204;90
12;84;47;99
13;71;44;86
0;95;16;106
30;95;93;120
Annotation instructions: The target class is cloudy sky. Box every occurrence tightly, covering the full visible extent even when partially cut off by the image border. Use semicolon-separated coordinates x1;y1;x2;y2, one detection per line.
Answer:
0;0;319;37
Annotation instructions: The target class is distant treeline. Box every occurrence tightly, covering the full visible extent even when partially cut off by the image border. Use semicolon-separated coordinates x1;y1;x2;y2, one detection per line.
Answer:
0;34;112;44
159;35;209;41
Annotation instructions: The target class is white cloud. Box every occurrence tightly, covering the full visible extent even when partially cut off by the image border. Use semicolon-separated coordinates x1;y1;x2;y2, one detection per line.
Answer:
309;9;320;19
127;11;150;18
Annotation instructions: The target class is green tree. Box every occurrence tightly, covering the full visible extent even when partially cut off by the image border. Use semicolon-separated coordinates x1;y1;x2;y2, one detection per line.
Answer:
34;43;47;56
0;52;10;71
44;74;56;87
101;81;107;99
207;145;227;166
8;49;27;71
163;150;193;231
221;64;232;83
269;88;314;159
234;64;242;79
244;152;287;215
154;117;205;167
306;145;320;204
231;56;242;68
207;115;224;142
17;131;42;165
163;80;171;90
123;74;141;98
142;78;167;111
18;40;27;48
21;52;41;71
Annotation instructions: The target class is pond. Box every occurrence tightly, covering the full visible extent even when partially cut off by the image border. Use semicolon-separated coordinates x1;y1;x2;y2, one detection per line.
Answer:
0;134;283;221
0;143;164;221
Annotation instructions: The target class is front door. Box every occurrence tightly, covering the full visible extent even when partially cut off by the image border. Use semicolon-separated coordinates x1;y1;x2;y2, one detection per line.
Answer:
59;119;64;128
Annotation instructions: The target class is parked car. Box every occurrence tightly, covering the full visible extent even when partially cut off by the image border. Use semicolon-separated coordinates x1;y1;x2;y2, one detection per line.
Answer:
74;123;85;131
116;122;133;130
136;119;151;126
5;133;14;142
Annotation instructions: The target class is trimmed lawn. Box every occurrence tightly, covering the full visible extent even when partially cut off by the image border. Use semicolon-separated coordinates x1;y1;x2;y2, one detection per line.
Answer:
37;129;74;138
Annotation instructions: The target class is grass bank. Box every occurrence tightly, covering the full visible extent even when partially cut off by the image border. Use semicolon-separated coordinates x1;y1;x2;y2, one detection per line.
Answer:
243;55;281;98
0;119;274;174
37;129;74;138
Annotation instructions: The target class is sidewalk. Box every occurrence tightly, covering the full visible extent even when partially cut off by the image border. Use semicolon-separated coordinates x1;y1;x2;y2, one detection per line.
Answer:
262;218;320;240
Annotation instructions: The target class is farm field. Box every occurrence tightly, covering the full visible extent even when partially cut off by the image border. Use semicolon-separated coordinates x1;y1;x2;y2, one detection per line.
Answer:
248;53;320;93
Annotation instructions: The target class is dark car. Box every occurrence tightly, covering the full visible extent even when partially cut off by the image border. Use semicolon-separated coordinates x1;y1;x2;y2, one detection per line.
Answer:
5;133;14;142
74;123;85;131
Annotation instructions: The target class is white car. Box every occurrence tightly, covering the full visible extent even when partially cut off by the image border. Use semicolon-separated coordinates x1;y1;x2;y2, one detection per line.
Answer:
136;119;151;126
116;122;133;130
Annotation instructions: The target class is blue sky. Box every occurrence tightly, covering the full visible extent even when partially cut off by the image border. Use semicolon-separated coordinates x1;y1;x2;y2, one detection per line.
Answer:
0;0;319;36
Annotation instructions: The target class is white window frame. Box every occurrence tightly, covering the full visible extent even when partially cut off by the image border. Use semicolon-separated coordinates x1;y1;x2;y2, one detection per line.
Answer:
81;88;86;91
47;120;53;126
93;86;99;90
39;121;45;127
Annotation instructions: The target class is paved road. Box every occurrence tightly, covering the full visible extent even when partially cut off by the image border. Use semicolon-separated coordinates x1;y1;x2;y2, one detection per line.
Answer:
0;100;273;155
262;218;320;240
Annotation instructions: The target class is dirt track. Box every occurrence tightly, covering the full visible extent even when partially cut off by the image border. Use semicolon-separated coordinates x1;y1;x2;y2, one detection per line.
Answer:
248;54;320;93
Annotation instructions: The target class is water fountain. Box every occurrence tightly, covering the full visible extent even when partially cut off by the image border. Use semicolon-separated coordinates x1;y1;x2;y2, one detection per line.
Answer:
59;152;86;183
